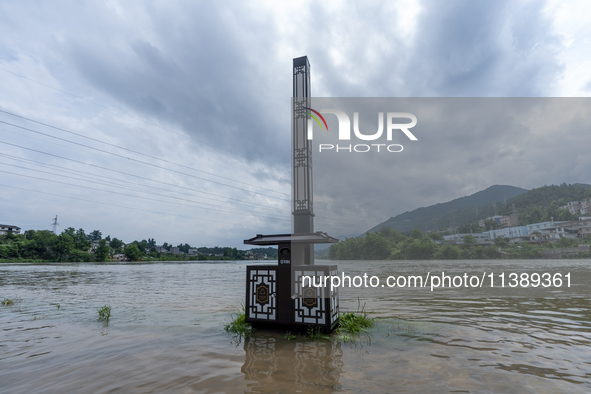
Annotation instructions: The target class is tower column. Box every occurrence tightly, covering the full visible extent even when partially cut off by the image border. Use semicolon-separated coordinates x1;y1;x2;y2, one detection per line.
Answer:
292;56;314;265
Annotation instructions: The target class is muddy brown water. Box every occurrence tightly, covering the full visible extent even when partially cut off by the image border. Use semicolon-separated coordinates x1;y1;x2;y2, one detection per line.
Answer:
1;259;590;393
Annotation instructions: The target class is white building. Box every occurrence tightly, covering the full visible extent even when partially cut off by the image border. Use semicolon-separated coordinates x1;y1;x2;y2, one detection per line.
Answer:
489;226;530;239
567;198;591;215
444;218;591;244
0;224;21;235
188;248;200;256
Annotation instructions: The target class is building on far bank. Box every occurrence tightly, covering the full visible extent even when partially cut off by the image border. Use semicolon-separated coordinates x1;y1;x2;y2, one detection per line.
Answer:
478;214;518;228
0;224;21;235
90;239;101;251
478;216;502;228
188;248;200;256
443;218;591;244
566;198;591;215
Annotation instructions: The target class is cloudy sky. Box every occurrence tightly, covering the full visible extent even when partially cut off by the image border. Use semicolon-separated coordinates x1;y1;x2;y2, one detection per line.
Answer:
1;0;590;248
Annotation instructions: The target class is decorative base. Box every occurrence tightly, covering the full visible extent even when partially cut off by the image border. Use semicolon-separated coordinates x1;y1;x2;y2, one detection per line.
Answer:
245;264;339;331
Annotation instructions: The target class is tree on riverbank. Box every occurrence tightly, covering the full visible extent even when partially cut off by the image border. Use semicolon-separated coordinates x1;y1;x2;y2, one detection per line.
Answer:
95;240;110;261
124;244;142;261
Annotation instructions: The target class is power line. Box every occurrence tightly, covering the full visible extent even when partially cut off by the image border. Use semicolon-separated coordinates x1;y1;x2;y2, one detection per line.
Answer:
0;161;369;227
0;118;291;202
0;114;381;221
1;183;287;229
0;154;289;215
0;66;267;164
0;169;291;223
0;159;289;218
0;141;376;225
0;140;289;209
0;69;382;222
0;108;290;198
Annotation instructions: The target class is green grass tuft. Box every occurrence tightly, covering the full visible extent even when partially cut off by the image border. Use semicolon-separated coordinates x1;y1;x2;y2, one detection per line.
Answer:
97;305;111;322
224;303;252;338
337;298;374;336
337;312;374;335
284;331;297;341
306;326;331;340
1;298;15;306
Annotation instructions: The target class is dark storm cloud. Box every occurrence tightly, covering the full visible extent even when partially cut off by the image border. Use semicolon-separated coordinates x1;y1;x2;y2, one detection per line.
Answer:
62;0;563;174
404;0;563;96
64;1;292;166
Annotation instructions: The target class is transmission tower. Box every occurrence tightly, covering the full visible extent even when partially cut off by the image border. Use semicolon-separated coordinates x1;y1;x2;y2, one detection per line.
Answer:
51;215;59;234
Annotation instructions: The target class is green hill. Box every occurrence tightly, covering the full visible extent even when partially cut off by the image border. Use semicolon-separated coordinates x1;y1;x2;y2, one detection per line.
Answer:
366;185;528;234
366;183;591;235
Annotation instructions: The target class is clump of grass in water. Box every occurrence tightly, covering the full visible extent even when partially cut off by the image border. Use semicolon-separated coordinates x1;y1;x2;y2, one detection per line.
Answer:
1;298;21;307
1;298;15;306
306;326;330;340
224;304;252;338
284;331;297;341
97;305;111;322
337;298;374;337
338;312;374;334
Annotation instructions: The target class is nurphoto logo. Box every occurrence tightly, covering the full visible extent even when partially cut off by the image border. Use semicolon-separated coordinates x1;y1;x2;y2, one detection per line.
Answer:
305;108;418;153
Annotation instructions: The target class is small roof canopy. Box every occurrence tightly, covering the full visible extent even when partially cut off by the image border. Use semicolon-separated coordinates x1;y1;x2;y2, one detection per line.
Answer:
244;232;339;246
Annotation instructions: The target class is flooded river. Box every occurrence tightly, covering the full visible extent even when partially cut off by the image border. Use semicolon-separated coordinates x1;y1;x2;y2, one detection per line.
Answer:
1;259;590;393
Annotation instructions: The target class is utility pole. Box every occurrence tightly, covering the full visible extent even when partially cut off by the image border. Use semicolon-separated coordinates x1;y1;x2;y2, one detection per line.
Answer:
51;215;59;234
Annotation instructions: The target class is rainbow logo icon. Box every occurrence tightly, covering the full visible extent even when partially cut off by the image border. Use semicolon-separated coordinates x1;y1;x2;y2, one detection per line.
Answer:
304;107;329;131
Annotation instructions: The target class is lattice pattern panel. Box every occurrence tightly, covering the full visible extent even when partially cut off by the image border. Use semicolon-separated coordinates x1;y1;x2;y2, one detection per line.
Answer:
246;267;277;322
329;267;339;326
293;268;327;326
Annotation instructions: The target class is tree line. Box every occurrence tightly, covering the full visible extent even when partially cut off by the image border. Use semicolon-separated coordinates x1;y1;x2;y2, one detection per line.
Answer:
328;227;591;260
0;228;272;262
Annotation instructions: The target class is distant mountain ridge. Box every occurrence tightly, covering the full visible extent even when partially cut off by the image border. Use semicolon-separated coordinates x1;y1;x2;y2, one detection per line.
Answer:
366;185;529;234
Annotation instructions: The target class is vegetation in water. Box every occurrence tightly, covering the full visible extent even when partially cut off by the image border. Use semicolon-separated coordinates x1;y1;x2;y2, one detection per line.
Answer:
224;304;252;338
336;299;374;338
306;326;331;340
283;331;297;341
97;305;111;322
338;312;374;335
1;298;15;306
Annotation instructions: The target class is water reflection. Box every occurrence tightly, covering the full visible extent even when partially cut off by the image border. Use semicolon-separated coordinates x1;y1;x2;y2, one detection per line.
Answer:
242;334;343;393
